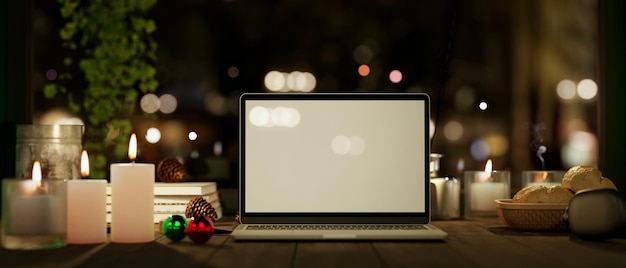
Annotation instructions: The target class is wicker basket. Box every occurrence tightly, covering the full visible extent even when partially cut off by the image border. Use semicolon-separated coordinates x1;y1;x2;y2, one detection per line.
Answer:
494;199;569;231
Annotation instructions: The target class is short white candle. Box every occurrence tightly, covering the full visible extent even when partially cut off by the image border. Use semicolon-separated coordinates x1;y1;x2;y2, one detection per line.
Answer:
8;162;64;236
110;133;155;243
521;171;565;188
464;160;511;217
66;179;107;244
1;161;67;250
470;181;506;211
9;184;56;235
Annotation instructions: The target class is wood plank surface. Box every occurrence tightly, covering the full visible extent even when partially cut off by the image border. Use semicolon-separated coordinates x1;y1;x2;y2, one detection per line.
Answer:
1;218;626;267
155;232;230;265
433;219;561;267
294;241;380;268
208;237;296;268
372;240;467;267
434;218;626;267
75;241;196;267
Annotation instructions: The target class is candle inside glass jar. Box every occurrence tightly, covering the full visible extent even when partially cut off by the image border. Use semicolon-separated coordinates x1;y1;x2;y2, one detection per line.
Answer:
522;170;565;188
9;161;62;235
464;159;510;218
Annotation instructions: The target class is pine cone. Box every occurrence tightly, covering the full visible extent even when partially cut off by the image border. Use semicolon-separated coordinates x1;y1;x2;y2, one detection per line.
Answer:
185;196;218;221
157;157;187;182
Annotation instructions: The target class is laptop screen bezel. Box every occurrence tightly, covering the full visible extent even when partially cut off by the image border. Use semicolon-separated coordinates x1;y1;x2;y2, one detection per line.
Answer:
238;92;431;224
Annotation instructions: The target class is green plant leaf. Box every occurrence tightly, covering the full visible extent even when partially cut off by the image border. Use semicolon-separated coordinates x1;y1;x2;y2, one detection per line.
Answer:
47;0;158;176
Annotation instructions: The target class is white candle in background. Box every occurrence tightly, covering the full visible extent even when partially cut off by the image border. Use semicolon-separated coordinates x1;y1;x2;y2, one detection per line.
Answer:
470;181;506;211
522;170;565;188
430;177;461;219
430;178;446;213
464;159;511;216
110;133;155;243
67;150;107;244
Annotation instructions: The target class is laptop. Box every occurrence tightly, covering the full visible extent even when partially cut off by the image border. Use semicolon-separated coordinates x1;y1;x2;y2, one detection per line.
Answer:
230;92;447;240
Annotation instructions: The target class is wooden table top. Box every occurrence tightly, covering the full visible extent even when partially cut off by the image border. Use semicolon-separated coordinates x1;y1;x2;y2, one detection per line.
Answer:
1;217;625;267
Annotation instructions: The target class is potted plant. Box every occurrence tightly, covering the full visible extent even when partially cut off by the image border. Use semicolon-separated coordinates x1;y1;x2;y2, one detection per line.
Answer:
44;0;159;178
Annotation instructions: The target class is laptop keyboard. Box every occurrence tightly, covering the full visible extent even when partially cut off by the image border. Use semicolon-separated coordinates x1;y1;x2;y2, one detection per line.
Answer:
245;224;427;231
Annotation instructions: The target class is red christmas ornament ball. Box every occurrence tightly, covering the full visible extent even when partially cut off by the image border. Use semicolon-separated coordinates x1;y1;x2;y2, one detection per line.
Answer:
185;215;215;244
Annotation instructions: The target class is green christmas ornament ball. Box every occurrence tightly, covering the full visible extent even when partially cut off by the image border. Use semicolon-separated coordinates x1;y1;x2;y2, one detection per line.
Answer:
163;215;189;242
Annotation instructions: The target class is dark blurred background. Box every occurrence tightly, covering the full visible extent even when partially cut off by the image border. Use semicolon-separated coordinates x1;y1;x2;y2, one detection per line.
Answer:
2;0;624;197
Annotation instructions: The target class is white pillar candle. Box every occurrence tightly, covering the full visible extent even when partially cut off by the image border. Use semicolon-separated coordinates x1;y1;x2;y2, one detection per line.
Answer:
66;179;107;244
110;133;155;243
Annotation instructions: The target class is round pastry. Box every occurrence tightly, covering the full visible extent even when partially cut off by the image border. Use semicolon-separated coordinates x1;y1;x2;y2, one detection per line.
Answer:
599;177;618;190
512;185;546;203
512;185;573;203
562;166;618;193
562;166;602;193
543;185;574;203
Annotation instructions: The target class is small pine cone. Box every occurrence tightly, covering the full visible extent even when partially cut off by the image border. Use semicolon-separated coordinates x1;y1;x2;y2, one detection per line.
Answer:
185;196;218;221
157;157;187;182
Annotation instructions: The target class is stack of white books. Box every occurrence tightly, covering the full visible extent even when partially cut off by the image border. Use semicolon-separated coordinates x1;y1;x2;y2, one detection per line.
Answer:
106;182;222;223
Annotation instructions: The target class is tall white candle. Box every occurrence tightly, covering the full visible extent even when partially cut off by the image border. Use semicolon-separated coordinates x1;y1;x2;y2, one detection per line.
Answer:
110;133;155;243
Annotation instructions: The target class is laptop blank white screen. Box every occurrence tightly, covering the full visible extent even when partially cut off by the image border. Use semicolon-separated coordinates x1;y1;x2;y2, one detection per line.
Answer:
244;97;428;214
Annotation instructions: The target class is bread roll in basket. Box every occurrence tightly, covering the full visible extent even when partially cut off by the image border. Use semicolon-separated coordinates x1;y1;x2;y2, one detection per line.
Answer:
496;166;618;231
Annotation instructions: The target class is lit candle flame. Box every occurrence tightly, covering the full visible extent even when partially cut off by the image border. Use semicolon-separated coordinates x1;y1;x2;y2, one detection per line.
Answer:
81;150;90;178
213;140;223;157
128;133;137;161
484;159;493;173
32;160;42;186
477;159;493;182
